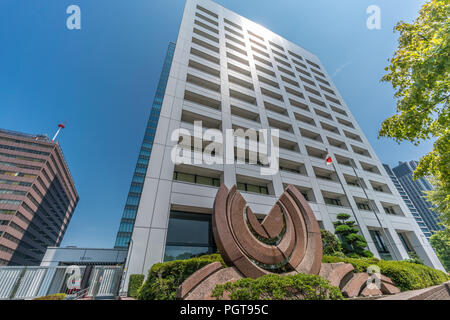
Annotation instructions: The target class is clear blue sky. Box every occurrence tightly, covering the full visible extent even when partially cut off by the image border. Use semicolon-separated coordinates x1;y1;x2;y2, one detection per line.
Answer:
0;0;431;248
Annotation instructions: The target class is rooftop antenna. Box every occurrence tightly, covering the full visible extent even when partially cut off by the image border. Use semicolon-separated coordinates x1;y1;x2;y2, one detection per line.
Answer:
51;123;66;143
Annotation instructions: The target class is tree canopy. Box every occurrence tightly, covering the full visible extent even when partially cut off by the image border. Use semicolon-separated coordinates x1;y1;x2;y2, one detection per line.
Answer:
379;0;449;219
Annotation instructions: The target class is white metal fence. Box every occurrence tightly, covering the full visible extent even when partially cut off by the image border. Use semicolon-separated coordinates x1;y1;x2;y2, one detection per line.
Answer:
0;265;123;300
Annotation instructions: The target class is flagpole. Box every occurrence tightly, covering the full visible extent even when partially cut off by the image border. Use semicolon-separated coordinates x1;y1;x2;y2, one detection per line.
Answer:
325;148;363;236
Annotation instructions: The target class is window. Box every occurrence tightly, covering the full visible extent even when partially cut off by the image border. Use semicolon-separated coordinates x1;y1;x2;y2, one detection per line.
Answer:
0;210;15;215
384;207;396;215
397;233;414;254
0;199;21;205
225;26;244;39
126;196;140;206
248;30;264;42
196;5;218;19
0;179;32;187
194;20;219;34
324;197;342;206
164;211;216;262
0;144;50;156
288;50;303;61
280;166;302;174
0;152;45;163
269;41;284;51
357;203;371;211
237;182;269;195
369;230;392;260
0;161;40;171
173;171;220;187
306;59;321;70
0;189;27;196
224;18;242;30
195;12;218;26
119;222;134;233
315;76;331;86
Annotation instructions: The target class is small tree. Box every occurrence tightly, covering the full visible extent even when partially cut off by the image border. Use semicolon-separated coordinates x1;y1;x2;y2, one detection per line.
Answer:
333;213;373;258
320;229;344;257
430;229;450;272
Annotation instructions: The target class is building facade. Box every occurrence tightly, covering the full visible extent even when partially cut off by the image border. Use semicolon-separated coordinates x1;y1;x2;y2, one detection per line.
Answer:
391;161;444;235
0;129;78;266
122;0;444;285
383;164;433;240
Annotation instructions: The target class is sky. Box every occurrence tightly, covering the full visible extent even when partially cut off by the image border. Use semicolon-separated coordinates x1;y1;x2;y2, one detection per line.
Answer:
0;0;431;248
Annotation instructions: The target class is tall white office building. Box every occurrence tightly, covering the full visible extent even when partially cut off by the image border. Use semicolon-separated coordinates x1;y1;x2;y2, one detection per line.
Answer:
123;0;444;286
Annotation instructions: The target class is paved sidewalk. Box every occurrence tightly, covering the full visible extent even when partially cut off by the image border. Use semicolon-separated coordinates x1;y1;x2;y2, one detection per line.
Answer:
378;281;450;300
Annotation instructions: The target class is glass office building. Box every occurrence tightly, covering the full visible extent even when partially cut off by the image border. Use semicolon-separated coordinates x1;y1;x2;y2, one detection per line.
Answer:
390;161;444;236
114;42;176;249
383;164;433;239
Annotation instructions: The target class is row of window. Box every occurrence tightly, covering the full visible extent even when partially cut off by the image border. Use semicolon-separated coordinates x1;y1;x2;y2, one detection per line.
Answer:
237;182;269;195
0;170;37;179
193;5;350;131
163;208;417;265
193;6;335;96
188;39;355;131
0;199;21;205
0;152;46;163
0;209;15;215
0;179;32;187
172;170;273;196
173;171;221;187
0;142;50;156
0;189;27;196
0;160;41;171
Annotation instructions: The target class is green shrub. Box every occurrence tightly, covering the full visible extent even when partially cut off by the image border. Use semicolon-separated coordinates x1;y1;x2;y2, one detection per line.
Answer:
212;273;344;300
322;255;449;291
137;253;225;300
403;252;425;265
128;274;145;298
33;293;66;300
377;260;448;291
320;229;343;256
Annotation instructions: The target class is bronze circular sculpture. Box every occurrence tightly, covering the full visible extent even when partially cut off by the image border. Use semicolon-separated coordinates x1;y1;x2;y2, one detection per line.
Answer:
212;184;323;278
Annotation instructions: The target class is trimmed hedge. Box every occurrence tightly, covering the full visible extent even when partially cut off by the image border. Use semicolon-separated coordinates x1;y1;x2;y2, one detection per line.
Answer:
33;293;66;300
128;274;145;298
212;273;344;300
137;254;225;300
322;255;449;291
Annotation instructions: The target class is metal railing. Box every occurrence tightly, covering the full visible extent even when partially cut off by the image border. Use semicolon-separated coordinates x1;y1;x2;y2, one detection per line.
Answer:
0;265;123;300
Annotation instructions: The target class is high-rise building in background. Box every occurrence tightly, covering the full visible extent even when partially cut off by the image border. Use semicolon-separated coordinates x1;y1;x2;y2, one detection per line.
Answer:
383;164;433;240
114;42;176;249
0;129;78;266
120;0;444;285
390;161;444;236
